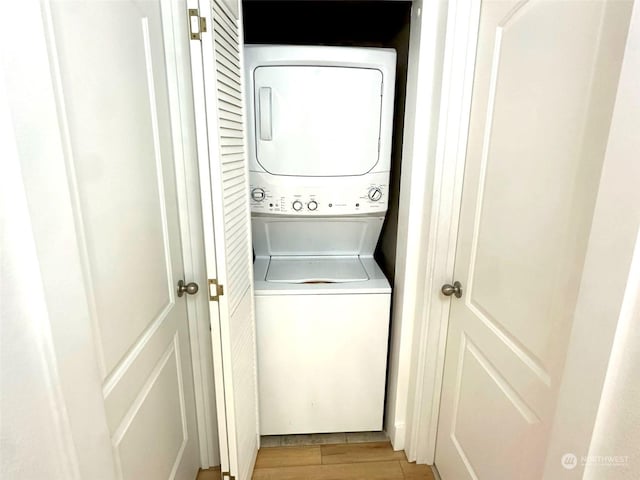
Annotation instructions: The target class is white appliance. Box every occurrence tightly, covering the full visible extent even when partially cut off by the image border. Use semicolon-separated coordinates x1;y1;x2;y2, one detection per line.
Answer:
245;45;396;434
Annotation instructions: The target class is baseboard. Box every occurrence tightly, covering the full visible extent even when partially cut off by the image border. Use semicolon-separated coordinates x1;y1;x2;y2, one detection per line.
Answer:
431;465;441;480
387;421;406;451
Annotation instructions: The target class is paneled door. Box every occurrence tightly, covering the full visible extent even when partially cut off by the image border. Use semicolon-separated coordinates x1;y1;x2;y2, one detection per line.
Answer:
435;1;632;479
188;0;260;479
47;1;200;478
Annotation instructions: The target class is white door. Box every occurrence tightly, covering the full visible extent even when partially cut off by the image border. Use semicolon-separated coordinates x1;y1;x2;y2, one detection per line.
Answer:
46;1;201;478
435;1;633;479
188;0;260;479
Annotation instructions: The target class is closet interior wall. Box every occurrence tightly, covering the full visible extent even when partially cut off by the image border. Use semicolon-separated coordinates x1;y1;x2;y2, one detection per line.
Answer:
242;0;412;286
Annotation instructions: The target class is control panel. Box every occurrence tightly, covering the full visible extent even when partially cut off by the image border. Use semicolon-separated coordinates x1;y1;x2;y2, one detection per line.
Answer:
249;172;390;216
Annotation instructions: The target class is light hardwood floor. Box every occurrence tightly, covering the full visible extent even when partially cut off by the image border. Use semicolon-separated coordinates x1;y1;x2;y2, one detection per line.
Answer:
197;442;435;480
197;467;221;480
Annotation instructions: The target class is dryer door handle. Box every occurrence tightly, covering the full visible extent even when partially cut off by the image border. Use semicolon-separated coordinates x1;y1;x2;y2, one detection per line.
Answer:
258;87;273;141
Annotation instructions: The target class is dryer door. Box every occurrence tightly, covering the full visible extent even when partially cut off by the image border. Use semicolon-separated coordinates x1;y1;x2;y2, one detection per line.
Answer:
253;66;383;176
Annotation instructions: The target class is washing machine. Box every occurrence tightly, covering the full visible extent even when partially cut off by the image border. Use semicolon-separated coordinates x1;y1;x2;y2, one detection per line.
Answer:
245;45;396;434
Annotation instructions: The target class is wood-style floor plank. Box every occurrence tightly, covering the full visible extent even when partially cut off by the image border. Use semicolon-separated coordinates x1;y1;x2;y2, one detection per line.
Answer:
400;460;436;480
252;460;404;480
254;445;322;468
345;431;387;443
246;439;436;480
197;467;221;480
320;442;406;465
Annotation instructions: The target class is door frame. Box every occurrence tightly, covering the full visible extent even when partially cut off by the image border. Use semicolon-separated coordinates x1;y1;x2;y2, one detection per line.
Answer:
162;0;221;468
383;0;449;451
404;0;640;469
184;0;261;477
402;0;481;464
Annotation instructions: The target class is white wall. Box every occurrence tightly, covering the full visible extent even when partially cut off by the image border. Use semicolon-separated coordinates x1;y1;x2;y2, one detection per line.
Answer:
0;75;79;480
1;1;118;477
586;234;640;479
584;4;640;478
543;1;640;477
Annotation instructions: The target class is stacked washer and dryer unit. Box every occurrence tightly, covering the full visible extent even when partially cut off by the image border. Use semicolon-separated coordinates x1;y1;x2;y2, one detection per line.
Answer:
245;45;396;435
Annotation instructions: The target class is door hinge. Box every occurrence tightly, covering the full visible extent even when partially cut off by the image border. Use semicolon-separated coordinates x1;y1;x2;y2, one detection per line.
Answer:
222;472;235;480
208;279;224;301
188;8;207;40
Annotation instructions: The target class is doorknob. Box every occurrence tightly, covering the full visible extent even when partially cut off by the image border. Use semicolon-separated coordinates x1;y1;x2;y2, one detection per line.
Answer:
177;280;199;297
441;281;462;298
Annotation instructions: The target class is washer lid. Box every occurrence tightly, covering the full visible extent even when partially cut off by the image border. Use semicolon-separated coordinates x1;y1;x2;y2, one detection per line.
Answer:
265;256;369;283
253;66;383;176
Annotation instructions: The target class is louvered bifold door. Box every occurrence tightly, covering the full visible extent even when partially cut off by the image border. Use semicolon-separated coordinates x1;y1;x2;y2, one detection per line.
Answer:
188;0;259;478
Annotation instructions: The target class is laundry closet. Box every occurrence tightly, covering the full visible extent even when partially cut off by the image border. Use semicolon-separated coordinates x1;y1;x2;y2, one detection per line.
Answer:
242;0;411;437
188;0;417;476
186;1;416;476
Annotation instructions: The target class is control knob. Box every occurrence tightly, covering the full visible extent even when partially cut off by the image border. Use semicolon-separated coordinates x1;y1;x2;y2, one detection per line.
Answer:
368;187;383;202
307;200;318;211
292;200;303;211
251;187;265;202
